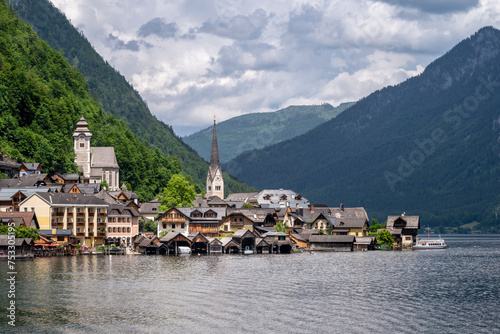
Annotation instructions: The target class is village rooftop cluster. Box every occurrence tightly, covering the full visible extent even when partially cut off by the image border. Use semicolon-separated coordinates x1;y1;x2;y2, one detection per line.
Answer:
0;118;421;257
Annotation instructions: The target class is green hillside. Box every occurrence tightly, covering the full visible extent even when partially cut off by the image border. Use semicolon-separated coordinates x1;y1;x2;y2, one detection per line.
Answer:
184;103;354;163
226;27;500;232
0;1;186;201
11;0;254;195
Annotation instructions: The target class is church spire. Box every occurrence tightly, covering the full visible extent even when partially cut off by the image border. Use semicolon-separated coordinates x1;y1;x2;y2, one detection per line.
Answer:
206;117;224;199
209;117;220;175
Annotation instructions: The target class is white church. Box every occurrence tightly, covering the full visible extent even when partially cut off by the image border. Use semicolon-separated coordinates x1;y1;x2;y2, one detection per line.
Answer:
73;116;120;191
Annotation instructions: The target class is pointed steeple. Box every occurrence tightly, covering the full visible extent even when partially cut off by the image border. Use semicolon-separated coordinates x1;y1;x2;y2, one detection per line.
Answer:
209;117;220;179
206;117;224;199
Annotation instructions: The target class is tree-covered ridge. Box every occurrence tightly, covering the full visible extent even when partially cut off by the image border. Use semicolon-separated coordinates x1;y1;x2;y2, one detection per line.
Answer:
184;103;354;163
11;0;255;194
0;1;180;201
226;27;500;231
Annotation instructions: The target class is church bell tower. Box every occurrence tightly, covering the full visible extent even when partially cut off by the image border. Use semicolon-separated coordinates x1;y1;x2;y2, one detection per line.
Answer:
73;116;92;178
206;118;224;199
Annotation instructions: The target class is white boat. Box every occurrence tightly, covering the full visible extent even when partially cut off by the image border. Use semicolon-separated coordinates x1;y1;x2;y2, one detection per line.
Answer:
413;236;448;250
243;246;254;255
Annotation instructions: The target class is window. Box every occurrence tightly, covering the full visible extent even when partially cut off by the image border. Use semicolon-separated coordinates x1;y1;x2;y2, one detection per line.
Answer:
171;223;176;229
152;208;157;211
80;143;85;148
108;227;112;232
163;223;167;229
208;186;211;191
181;223;185;229
31;207;34;212
117;227;121;233
24;207;28;212
224;225;229;231
215;186;221;191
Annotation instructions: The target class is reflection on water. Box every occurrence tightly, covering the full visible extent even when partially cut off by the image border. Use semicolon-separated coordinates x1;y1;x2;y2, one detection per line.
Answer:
1;235;500;333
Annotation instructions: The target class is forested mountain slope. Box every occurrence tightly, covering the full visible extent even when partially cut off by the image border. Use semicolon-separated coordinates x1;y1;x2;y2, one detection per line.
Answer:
11;0;254;194
226;27;500;230
184;103;354;163
0;1;184;201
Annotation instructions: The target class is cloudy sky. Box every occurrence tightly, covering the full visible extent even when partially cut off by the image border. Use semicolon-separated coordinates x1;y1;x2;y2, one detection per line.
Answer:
49;0;500;136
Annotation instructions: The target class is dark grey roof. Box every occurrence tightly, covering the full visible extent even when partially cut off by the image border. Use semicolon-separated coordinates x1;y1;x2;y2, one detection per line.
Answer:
290;233;306;242
232;229;255;239
309;235;355;243
225;192;259;202
30;193;109;206
387;215;420;229
21;162;41;171
93;190;121;205
226;207;274;223
334;218;367;229
207;195;227;206
0;174;50;188
40;229;73;236
208;122;221;180
177;207;226;220
91;147;119;168
139;200;162;214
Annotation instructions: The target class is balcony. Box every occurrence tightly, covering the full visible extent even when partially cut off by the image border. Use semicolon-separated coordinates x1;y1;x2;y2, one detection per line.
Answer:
97;212;107;217
52;212;64;217
77;222;85;226
88;232;94;237
52;222;64;228
97;232;106;237
76;232;85;237
77;212;85;217
67;224;74;230
97;222;106;227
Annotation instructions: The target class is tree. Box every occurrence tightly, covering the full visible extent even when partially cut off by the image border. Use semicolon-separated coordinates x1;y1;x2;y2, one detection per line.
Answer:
376;229;394;247
369;218;383;233
274;221;287;233
158;174;196;211
141;220;157;233
100;180;109;191
242;203;254;208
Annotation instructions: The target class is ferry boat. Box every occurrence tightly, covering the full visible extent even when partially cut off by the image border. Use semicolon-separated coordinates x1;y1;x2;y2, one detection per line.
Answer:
413;236;448;250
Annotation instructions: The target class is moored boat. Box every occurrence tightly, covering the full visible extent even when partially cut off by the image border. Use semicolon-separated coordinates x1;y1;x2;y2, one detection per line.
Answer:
413;236;448;250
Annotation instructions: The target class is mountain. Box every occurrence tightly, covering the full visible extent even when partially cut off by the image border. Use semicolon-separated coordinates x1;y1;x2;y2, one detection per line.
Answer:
0;1;183;201
225;27;500;231
184;103;354;163
11;0;254;194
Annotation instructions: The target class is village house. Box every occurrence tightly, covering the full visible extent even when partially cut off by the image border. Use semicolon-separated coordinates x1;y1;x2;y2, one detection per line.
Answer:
0;153;20;178
0;211;39;229
157;208;189;236
139;198;162;222
19;192;109;247
106;205;140;246
386;215;420;247
19;162;42;177
222;207;276;234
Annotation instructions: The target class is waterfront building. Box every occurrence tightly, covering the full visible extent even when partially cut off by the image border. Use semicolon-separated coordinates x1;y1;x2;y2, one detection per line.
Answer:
106;205;140;246
139;198;162;222
73;116;120;191
386;215;420;247
178;206;225;237
205;119;224;199
157;208;189;236
0;211;39;229
19;192;108;246
221;208;275;234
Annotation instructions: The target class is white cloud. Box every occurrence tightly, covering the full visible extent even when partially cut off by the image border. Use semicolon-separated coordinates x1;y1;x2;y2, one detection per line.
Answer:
49;0;500;136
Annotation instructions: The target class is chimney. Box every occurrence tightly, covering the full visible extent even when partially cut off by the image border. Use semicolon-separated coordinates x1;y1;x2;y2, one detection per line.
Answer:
310;205;315;213
340;203;344;212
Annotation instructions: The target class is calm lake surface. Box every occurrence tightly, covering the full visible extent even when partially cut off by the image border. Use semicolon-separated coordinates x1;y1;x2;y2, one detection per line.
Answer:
1;234;500;334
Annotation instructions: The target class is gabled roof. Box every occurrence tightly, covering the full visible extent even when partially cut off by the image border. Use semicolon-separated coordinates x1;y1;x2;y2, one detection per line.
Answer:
309;235;355;243
207;195;227;206
334;218;368;229
94;190;122;205
177;207;226;220
207;237;223;245
0;212;39;229
0;174;51;188
91;147;119;169
232;228;255;239
20;162;41;171
139;200;162;214
0;188;47;201
386;215;420;229
225;192;259;202
226;207;274;223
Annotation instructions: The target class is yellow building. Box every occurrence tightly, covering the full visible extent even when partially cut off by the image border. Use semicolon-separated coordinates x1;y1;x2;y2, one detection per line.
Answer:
20;192;109;246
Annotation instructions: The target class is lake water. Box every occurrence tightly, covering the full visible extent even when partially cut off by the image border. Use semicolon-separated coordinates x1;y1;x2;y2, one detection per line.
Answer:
1;234;500;334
